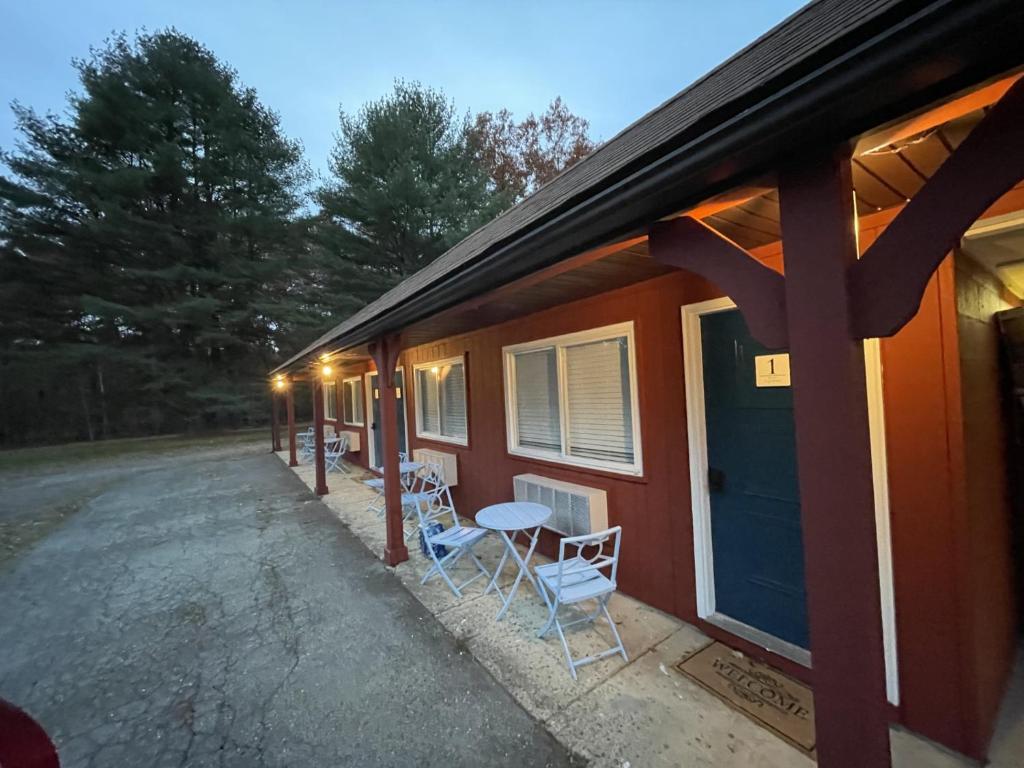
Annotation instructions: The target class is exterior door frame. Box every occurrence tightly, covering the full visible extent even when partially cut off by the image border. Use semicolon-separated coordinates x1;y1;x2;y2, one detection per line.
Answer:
365;366;408;470
681;297;900;704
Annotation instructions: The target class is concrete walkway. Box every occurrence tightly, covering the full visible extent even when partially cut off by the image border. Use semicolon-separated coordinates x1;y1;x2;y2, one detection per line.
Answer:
288;453;1024;768
0;445;575;767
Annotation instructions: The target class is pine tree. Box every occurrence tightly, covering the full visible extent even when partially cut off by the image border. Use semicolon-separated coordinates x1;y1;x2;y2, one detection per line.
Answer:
314;81;506;307
0;30;312;441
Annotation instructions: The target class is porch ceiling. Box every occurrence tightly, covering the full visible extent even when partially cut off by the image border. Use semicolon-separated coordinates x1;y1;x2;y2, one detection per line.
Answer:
705;109;987;251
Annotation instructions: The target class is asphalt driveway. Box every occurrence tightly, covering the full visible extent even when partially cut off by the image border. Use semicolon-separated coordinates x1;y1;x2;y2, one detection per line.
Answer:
0;439;575;767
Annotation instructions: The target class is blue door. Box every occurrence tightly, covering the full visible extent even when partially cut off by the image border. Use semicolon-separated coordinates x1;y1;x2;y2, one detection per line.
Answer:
369;370;407;469
700;309;809;649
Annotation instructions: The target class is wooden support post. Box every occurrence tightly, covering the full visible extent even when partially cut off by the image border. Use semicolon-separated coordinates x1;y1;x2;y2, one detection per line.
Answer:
312;378;328;496
369;335;408;566
270;391;282;452
779;149;890;768
286;385;297;467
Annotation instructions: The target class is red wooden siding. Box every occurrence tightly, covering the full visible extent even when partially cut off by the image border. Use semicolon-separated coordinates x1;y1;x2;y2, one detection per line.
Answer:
400;271;720;622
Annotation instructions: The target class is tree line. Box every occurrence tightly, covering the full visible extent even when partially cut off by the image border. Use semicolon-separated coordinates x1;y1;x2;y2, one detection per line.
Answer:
0;30;595;445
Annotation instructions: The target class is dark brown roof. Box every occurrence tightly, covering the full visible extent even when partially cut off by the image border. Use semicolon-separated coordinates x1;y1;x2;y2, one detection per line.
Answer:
273;0;1024;374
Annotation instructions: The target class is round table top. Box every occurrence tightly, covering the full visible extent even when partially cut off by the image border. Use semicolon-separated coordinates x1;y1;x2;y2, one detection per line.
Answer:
476;502;552;532
399;461;423;473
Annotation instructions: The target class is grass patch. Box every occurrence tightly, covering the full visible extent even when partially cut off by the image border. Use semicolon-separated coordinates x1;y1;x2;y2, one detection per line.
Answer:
0;498;86;569
0;429;268;474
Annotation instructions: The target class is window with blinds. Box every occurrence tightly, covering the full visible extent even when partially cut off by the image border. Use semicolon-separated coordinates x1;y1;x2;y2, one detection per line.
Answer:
564;337;634;463
504;322;642;475
414;357;468;444
513;348;561;452
324;381;338;421
342;377;364;425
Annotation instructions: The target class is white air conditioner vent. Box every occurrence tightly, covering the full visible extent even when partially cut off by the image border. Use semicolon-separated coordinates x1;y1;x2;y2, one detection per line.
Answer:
412;448;459;486
339;430;360;452
512;474;608;537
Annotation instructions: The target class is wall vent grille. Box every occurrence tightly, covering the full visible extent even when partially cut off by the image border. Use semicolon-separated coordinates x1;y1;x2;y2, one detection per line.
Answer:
512;473;608;537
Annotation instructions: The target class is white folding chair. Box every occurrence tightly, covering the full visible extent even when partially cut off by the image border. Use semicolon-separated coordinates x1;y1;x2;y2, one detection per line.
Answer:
407;463;490;596
364;476;385;515
363;452;412;516
298;427;315;461
399;463;444;540
324;434;350;473
534;526;628;680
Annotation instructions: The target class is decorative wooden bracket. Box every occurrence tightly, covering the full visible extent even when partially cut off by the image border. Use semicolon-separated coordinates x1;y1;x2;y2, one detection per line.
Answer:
649;216;789;348
849;76;1024;338
368;333;402;388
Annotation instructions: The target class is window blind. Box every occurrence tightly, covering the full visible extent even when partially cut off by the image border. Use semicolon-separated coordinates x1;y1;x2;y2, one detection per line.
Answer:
416;361;467;441
440;363;467;438
324;381;338;420
514;348;561;451
343;379;363;424
417;368;441;434
564;337;634;463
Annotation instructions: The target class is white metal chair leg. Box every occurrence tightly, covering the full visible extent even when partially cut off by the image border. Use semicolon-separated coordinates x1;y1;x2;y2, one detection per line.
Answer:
602;600;629;662
538;593;628;678
366;488;384;516
553;615;579;681
421;540;490;597
428;550;464;596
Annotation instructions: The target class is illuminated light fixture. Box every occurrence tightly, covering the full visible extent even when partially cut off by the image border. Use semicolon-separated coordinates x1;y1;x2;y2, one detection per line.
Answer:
273;378;286;390
430;366;439;374
321;365;333;378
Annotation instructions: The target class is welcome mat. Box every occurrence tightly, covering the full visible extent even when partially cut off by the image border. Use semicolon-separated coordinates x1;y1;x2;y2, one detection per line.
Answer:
674;642;816;754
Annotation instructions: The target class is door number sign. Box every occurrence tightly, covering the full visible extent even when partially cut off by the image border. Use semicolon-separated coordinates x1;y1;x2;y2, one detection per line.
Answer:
754;353;791;387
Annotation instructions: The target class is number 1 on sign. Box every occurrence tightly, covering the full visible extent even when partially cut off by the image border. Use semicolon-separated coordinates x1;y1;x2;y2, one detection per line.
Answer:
754;353;791;387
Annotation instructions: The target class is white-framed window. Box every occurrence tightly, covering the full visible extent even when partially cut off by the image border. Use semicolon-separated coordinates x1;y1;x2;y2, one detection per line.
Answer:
324;380;338;421
503;322;642;475
342;376;364;426
413;355;468;445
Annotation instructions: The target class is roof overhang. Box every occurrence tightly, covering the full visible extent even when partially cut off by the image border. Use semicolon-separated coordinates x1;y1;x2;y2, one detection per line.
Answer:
273;0;1024;376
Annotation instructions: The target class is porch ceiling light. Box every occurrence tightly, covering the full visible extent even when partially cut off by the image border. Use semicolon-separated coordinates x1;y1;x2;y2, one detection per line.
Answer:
321;364;333;378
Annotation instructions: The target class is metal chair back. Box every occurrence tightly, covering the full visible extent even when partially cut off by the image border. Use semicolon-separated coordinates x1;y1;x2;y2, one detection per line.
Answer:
552;526;622;594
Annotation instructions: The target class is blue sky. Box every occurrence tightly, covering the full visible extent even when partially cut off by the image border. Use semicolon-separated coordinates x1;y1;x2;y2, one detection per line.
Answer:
1;0;806;176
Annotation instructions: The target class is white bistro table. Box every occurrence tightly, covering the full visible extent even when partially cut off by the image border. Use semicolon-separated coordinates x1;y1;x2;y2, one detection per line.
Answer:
476;502;552;620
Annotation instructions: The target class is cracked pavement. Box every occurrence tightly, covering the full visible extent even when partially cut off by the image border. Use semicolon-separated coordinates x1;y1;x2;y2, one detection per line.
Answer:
0;441;575;767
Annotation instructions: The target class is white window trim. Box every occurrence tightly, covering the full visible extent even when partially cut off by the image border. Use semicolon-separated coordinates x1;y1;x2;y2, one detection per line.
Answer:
502;321;643;477
412;355;469;446
342;375;365;427
323;380;338;421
